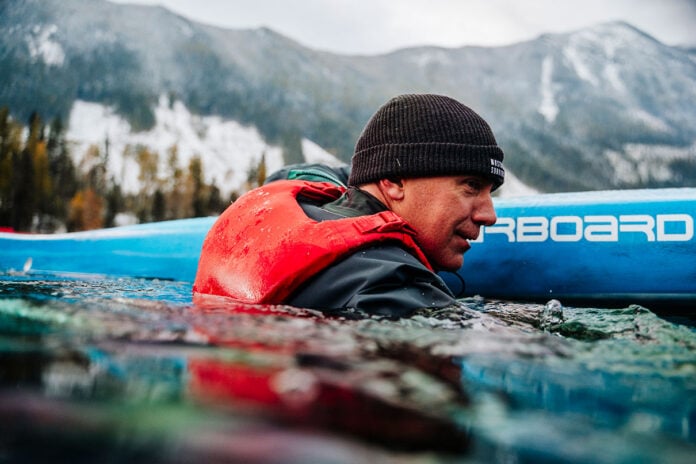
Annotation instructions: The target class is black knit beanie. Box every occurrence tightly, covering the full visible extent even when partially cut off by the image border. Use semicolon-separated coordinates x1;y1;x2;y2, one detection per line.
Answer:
348;94;505;189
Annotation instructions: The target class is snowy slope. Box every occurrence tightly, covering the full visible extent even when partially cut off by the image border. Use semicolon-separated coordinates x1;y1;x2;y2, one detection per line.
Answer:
67;96;344;196
66;96;536;198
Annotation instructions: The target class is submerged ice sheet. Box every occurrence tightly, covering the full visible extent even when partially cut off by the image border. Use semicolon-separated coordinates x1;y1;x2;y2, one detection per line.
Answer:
0;272;695;463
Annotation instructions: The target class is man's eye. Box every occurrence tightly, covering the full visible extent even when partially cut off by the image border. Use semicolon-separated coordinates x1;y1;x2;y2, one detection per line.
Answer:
463;179;483;191
456;177;489;194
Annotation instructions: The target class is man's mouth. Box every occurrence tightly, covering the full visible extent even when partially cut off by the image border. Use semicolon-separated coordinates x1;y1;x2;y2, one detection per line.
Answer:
462;240;471;253
456;229;477;242
455;232;472;251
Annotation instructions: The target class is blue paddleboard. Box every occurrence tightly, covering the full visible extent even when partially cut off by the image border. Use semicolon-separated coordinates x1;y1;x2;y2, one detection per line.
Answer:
0;217;214;282
441;188;695;306
1;188;694;307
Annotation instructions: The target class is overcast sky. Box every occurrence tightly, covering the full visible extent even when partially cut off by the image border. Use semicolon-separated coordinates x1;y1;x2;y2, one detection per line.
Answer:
109;0;696;55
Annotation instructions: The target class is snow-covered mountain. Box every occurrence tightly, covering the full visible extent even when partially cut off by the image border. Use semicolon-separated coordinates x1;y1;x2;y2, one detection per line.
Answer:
65;96;534;198
67;96;308;196
2;0;695;194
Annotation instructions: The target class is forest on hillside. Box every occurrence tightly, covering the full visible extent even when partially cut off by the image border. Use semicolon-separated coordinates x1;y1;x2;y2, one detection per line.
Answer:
0;107;266;233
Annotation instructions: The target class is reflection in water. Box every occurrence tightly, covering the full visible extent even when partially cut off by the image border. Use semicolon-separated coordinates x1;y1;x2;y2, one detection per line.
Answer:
0;273;695;463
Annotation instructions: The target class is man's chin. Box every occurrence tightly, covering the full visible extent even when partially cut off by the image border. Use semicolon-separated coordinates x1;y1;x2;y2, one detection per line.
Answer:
437;258;464;273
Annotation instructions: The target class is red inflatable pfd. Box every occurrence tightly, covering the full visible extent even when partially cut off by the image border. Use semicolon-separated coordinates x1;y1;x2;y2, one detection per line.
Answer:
193;180;432;304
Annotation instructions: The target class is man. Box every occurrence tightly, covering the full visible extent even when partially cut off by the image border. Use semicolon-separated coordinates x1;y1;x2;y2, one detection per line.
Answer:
194;94;504;318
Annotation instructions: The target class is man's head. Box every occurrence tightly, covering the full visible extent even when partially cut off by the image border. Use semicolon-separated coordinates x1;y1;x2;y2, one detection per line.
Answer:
349;94;505;271
348;94;505;189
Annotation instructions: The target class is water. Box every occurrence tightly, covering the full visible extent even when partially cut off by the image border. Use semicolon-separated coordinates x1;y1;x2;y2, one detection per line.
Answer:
1;272;695;463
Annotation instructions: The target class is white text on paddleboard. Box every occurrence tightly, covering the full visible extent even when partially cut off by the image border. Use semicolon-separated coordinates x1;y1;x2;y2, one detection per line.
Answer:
476;214;694;243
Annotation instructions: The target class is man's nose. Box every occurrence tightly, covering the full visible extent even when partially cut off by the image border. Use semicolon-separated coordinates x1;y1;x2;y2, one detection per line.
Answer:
473;193;497;226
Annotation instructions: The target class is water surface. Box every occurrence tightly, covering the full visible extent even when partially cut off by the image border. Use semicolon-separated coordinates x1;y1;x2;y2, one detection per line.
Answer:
1;272;695;463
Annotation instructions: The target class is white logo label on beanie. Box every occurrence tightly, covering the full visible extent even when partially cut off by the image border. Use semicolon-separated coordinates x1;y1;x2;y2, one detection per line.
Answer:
490;159;504;178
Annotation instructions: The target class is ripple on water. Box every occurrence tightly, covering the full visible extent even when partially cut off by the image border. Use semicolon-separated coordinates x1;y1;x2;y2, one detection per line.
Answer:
0;273;695;463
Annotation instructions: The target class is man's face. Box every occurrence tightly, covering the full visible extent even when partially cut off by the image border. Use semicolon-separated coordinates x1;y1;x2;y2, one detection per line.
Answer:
395;175;497;272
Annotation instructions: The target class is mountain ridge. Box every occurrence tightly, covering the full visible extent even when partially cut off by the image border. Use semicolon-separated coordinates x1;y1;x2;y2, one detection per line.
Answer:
1;0;695;194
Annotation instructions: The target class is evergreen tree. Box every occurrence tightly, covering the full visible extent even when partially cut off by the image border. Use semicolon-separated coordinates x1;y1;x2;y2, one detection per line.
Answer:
103;181;124;228
11;147;34;231
47;116;78;228
0;107;22;227
11;112;42;231
135;145;159;222
32;137;52;231
152;188;166;222
207;180;225;215
164;144;189;219
188;155;206;217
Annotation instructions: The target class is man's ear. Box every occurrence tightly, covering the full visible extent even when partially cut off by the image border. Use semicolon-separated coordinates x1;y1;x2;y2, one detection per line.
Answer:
378;178;405;200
